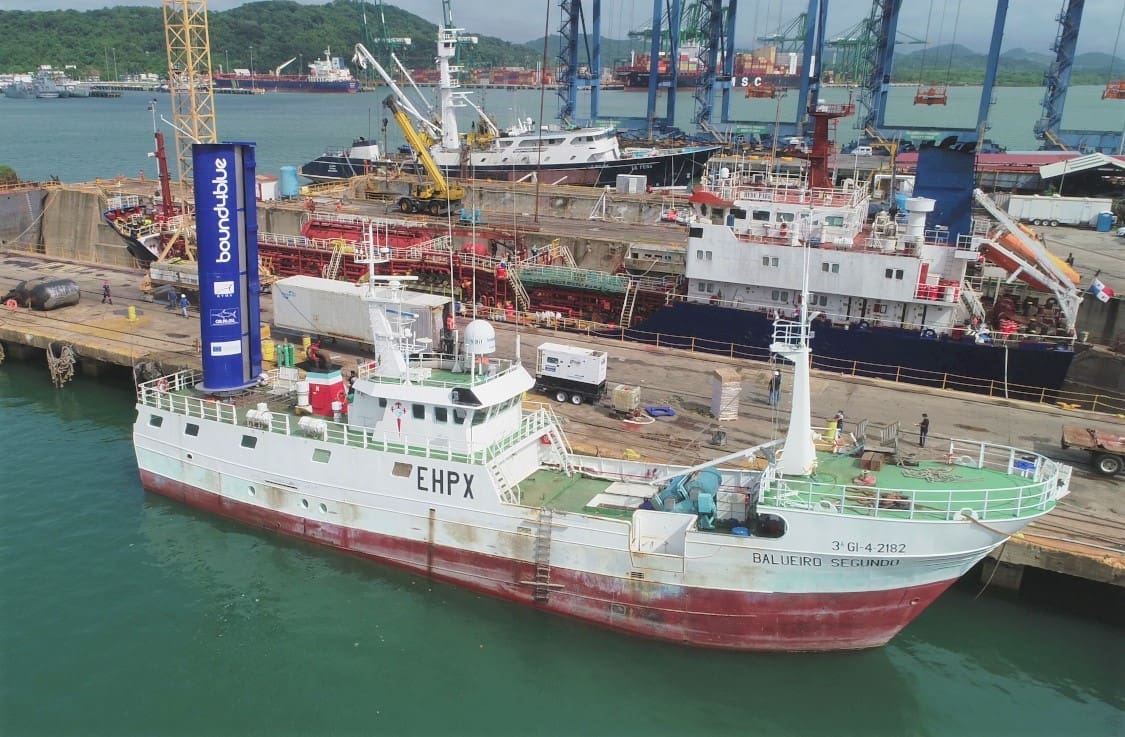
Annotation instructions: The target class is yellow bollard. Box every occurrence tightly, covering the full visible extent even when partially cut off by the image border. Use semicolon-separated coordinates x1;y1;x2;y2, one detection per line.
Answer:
127;305;137;322
261;324;271;340
262;338;276;364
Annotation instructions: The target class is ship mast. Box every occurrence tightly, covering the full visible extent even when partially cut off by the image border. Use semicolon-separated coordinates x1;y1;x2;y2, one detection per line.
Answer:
358;221;416;380
770;221;818;476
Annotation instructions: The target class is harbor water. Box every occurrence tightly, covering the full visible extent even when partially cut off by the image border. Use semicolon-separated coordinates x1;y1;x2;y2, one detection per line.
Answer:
0;85;1122;184
0;362;1122;736
1;88;1123;736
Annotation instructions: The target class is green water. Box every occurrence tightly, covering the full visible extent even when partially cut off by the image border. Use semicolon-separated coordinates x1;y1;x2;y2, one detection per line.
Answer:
0;361;1121;737
0;85;1121;184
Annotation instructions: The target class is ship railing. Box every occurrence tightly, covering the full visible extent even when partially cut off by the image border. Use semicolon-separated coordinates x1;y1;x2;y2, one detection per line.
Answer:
356;352;521;389
138;370;569;467
106;194;142;211
764;442;1066;522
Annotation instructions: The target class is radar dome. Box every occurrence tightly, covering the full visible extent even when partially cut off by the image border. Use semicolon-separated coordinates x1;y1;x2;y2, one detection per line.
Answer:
463;319;496;355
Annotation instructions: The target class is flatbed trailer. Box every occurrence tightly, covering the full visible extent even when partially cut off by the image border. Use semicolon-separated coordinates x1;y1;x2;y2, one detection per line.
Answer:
1061;425;1125;476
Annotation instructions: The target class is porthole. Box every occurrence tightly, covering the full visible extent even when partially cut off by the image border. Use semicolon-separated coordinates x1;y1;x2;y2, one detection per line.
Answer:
248;487;256;496
319;503;327;513
301;499;309;509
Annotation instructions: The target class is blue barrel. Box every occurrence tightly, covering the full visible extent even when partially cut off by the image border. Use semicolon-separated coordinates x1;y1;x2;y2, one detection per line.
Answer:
732;526;750;537
280;166;300;199
1096;211;1114;232
893;192;908;211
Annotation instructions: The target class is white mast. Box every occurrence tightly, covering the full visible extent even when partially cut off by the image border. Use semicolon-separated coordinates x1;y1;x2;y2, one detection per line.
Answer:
358;221;417;380
436;25;476;151
770;215;818;476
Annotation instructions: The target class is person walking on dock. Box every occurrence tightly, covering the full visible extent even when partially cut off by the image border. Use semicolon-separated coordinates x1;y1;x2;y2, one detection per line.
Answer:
767;370;782;406
101;280;112;305
179;293;189;318
916;413;930;448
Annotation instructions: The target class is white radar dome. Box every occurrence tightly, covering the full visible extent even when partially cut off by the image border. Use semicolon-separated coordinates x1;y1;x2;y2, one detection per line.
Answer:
463;319;496;355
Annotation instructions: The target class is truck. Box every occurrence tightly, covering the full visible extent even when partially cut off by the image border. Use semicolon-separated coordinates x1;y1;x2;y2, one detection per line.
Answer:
1061;425;1125;476
1006;194;1114;228
534;342;607;405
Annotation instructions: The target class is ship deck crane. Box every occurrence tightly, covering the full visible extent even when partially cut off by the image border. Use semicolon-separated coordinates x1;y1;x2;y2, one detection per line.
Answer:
383;94;464;216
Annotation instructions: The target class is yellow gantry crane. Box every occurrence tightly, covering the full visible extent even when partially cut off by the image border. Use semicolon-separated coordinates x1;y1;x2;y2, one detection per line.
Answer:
162;0;218;184
383;94;464;216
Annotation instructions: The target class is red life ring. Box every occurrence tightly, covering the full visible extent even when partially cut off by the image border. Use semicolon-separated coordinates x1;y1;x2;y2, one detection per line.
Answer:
156;377;170;393
337;390;347;403
540;434;551;445
4;299;17;311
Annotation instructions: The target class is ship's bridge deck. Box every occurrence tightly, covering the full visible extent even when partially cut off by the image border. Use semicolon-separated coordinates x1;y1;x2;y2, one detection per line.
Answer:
355;351;522;390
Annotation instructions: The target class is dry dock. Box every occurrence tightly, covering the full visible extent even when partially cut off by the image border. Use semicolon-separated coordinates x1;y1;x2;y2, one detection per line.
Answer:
1;251;1121;599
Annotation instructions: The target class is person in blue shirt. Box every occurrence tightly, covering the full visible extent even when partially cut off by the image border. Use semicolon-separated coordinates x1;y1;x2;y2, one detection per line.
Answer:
179;293;189;318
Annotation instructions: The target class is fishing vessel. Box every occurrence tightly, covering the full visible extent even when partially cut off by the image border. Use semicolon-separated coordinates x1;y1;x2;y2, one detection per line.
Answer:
300;32;718;186
131;224;1071;652
212;49;360;94
101;103;189;263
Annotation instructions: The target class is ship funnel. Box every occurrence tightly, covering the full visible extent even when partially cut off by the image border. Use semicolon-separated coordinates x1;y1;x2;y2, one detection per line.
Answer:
903;196;935;247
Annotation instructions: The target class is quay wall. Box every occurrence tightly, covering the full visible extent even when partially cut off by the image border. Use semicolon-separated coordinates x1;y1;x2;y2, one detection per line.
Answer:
0;186;47;249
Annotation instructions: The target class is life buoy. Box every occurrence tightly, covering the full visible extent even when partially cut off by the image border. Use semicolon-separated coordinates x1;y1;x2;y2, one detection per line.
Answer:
540;434;552;445
156;377;170;393
337;390;346;403
921;328;937;339
4;299;17;311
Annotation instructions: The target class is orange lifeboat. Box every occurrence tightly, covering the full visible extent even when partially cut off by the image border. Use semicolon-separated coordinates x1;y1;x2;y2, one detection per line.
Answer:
913;85;948;105
980;225;1079;291
1103;80;1125;100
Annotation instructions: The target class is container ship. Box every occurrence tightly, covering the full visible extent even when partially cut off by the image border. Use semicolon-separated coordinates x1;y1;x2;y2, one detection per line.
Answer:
212;49;359;93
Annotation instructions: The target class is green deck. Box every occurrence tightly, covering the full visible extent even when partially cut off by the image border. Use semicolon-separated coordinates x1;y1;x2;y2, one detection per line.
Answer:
510;449;1056;525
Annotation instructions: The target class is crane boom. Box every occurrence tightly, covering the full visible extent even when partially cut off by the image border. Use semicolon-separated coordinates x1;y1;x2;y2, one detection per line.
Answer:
383;94;464;216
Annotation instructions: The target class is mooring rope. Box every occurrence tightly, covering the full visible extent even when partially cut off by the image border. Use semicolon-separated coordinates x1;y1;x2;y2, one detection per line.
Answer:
46;342;76;388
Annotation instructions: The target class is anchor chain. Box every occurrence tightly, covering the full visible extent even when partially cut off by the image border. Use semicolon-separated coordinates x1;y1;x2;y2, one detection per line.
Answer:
46;342;76;388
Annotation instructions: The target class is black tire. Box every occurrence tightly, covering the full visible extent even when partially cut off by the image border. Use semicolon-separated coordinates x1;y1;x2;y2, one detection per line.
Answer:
555;390;568;403
1049;220;1059;227
1032;218;1042;226
398;198;412;213
858;320;870;330
1092;453;1122;476
428;201;441;216
570;393;584;405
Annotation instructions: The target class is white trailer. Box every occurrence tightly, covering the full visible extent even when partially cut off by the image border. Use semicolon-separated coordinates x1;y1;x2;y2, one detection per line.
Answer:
534;342;608;405
1006;194;1113;228
272;275;449;349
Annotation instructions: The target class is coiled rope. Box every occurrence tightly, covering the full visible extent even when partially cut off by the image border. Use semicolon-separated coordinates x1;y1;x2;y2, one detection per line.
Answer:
46;342;76;388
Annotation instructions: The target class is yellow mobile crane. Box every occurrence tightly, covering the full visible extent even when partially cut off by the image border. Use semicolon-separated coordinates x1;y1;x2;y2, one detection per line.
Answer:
383;94;464;216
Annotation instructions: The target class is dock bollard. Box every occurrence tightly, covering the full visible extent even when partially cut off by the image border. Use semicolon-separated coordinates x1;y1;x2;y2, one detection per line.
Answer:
127;305;137;322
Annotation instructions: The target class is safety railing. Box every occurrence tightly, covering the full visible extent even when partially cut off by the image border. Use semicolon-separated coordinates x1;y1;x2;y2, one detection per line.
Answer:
136;370;558;468
760;440;1068;522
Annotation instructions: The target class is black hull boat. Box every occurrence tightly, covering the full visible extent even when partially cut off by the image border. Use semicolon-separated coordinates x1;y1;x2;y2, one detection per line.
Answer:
301;143;719;188
626;302;1074;400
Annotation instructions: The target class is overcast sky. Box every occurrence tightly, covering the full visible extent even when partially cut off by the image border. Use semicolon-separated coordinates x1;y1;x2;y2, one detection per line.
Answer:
2;0;1122;54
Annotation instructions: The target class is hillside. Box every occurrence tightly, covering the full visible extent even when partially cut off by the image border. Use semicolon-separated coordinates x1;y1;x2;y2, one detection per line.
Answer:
0;0;540;79
1;2;1120;88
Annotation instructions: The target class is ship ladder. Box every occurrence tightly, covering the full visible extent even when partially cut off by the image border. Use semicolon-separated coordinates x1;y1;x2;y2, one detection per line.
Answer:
552;239;578;268
959;281;987;324
619;279;638;328
323;241;346;280
488;457;521;504
507;267;531;311
541;405;576;477
532;507;555;603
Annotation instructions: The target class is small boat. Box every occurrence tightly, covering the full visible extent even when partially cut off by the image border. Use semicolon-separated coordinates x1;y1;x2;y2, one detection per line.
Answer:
3;80;33;99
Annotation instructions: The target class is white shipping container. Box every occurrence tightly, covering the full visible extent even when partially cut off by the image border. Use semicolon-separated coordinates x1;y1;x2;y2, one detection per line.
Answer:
615;174;647;194
1006;194;1113;227
149;260;200;288
272;275;449;348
